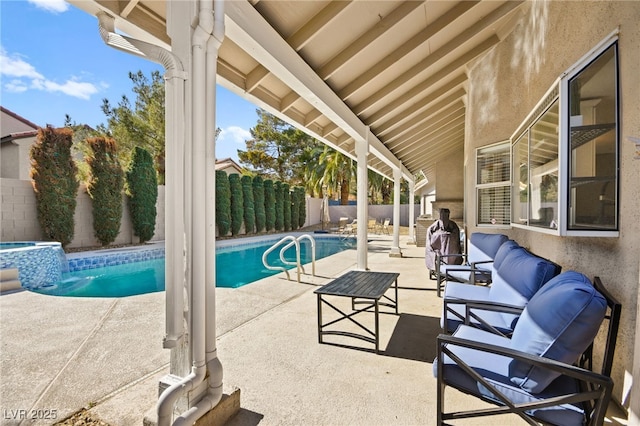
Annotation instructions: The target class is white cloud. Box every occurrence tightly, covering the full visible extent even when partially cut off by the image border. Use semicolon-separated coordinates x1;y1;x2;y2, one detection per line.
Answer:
219;126;251;145
27;0;69;13
1;46;99;100
4;79;29;93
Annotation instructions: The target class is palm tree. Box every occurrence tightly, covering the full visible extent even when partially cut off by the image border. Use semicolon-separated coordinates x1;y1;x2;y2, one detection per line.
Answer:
319;147;356;205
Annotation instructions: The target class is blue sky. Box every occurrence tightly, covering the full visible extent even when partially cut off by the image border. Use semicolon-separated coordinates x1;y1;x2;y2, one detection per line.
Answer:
0;0;258;162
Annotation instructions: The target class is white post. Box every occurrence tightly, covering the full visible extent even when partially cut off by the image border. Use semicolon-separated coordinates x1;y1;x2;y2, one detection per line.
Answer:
390;166;402;257
407;179;416;245
355;132;369;271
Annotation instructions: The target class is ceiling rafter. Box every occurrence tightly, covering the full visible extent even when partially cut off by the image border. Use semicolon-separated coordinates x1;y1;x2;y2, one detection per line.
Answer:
355;34;499;116
397;123;465;159
280;91;300;112
287;1;352;51
382;88;466;142
245;65;270;92
337;0;480;101
386;103;465;150
375;74;467;135
318;1;424;80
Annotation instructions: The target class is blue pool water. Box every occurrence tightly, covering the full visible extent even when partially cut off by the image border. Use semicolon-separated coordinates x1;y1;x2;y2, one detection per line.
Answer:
32;237;356;298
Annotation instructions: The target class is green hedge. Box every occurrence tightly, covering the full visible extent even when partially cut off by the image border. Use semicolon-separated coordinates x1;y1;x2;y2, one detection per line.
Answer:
291;187;300;231
274;181;283;231
283;183;291;231
264;179;275;232
253;176;265;233
229;174;243;236
215;170;231;236
126;147;157;243
87;137;124;246
241;175;255;234
30;127;79;247
296;187;306;228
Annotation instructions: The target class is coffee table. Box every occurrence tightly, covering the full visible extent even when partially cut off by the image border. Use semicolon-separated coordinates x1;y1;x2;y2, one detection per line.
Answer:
314;270;399;354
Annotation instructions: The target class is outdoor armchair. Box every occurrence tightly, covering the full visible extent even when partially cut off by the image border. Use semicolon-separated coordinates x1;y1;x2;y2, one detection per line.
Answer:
435;272;621;426
435;233;509;297
441;244;560;335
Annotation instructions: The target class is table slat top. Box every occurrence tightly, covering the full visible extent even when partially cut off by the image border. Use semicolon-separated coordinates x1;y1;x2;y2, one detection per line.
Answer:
314;270;399;299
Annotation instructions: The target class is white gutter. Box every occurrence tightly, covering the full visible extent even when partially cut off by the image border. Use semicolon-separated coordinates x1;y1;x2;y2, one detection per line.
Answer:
161;1;224;425
95;6;187;370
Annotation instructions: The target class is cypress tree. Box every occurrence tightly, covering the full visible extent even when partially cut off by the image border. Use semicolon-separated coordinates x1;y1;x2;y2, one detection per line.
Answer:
296;187;306;228
274;181;283;231
87;137;124;246
30;127;79;247
291;187;300;230
215;170;231;236
229;174;243;236
283;183;291;231
126;147;157;243
241;175;255;234
264;179;275;232
253;176;266;233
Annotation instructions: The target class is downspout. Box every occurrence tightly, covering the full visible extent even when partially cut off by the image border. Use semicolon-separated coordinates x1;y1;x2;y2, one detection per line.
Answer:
96;10;192;418
172;0;225;424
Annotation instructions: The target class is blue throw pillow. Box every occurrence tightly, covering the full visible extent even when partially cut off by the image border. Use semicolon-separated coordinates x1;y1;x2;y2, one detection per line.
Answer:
509;271;607;393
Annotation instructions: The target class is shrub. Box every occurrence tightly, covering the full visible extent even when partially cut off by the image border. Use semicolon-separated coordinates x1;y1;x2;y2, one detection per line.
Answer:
283;183;291;231
241;175;255;234
229;174;243;236
296;187;306;228
291;187;300;230
87;137;124;246
264;179;275;232
274;181;283;231
30;127;79;247
126;147;157;243
253;176;265;233
215;170;231;236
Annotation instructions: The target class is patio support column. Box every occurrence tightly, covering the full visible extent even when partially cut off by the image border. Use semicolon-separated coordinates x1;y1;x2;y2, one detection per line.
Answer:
407;179;416;245
390;166;402;257
355;131;369;271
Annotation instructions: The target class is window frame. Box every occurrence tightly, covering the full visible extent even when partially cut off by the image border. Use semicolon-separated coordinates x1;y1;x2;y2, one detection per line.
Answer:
508;30;619;237
475;140;511;228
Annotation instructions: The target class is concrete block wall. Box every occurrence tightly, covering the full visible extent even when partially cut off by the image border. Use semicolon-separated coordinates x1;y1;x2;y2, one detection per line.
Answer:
1;179;41;241
1;178;165;248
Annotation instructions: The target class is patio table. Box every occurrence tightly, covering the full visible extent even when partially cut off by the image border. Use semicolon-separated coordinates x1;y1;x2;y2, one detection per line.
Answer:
314;270;399;354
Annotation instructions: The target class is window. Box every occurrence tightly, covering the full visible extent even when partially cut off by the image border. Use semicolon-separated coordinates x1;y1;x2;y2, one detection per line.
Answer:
567;44;618;231
476;142;510;226
509;33;619;237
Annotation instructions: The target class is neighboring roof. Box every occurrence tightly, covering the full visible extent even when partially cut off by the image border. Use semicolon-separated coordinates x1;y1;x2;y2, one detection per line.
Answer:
1;130;38;144
215;157;243;174
1;106;40;131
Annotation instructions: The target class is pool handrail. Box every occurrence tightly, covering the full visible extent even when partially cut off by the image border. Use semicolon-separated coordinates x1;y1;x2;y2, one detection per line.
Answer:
262;234;317;282
279;234;316;277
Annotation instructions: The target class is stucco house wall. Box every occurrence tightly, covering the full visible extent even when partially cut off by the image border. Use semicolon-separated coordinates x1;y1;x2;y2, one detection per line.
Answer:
464;1;640;409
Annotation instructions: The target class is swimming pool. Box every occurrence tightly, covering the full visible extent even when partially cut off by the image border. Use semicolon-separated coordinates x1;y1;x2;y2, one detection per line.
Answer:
31;236;356;297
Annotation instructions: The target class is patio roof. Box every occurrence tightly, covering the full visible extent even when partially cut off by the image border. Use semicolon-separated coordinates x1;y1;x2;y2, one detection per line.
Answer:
67;0;524;192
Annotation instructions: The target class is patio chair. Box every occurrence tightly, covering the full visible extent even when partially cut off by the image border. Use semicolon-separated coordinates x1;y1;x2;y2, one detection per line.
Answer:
341;218;357;236
435;272;621;426
367;218;378;233
436;233;510;296
441;244;561;335
378;218;391;235
333;217;349;233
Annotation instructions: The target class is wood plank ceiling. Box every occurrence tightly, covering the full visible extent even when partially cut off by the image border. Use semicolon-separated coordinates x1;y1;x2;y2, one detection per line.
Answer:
69;0;524;191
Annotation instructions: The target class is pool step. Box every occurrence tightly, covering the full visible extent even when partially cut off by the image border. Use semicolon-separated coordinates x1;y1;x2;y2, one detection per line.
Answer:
0;268;21;293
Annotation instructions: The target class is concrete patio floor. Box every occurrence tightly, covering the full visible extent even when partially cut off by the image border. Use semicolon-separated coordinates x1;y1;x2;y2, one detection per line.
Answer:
0;233;628;425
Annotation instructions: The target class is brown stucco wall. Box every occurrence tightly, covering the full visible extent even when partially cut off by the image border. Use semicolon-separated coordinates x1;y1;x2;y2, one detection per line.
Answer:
465;1;640;409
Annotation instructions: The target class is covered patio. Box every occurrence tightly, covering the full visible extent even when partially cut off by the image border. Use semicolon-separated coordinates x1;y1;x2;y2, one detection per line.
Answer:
60;1;640;425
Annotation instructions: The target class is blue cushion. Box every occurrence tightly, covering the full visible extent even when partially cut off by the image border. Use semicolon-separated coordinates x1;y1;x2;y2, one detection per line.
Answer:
491;240;520;271
509;272;607;393
467;233;509;264
489;247;559;308
435;325;588;425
